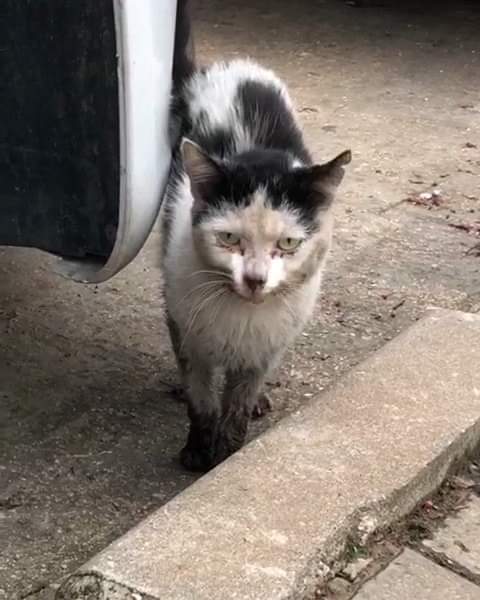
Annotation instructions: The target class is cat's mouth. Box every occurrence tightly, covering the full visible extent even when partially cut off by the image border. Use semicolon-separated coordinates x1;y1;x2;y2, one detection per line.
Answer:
229;283;267;304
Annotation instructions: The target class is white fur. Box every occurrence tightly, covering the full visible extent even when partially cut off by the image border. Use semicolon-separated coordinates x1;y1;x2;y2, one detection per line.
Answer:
267;255;285;290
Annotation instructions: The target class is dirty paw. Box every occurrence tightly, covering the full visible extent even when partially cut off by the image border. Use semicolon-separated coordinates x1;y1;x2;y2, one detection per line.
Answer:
251;392;273;419
169;385;187;403
180;444;215;472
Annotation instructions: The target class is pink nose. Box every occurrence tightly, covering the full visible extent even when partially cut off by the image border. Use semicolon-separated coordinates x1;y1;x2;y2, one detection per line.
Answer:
244;275;266;293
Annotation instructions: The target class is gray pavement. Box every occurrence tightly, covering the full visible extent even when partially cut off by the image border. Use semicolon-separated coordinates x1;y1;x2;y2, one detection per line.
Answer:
423;494;480;582
56;310;480;600
353;549;480;600
327;486;480;599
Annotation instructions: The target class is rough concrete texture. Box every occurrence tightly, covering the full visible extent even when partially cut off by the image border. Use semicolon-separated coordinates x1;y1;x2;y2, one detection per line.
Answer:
57;311;480;600
2;0;480;597
341;557;373;582
423;495;480;580
353;549;480;600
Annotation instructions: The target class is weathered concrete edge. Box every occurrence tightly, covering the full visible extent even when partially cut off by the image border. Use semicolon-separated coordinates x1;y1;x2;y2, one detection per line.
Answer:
56;428;480;600
56;309;480;600
287;421;480;600
56;572;156;600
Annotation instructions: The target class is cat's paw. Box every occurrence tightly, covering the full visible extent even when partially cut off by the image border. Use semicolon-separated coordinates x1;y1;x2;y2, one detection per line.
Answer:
170;385;187;403
180;446;213;473
251;392;273;419
180;444;215;472
180;417;219;472
211;423;248;467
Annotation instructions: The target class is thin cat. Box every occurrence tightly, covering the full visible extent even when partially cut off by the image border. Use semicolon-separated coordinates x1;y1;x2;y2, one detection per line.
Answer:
160;59;351;472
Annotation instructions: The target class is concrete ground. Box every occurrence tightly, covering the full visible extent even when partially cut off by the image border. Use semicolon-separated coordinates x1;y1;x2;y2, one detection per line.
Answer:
53;312;480;600
1;0;479;597
323;466;480;599
330;474;480;600
353;548;480;600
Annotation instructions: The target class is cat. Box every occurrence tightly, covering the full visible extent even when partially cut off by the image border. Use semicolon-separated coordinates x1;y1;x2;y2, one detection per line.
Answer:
160;59;351;472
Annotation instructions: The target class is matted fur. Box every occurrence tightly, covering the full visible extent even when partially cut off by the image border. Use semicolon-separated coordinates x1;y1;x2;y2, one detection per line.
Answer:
160;59;350;471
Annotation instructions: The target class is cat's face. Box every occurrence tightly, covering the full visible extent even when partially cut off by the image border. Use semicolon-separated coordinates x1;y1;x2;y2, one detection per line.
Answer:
192;190;332;303
183;140;350;303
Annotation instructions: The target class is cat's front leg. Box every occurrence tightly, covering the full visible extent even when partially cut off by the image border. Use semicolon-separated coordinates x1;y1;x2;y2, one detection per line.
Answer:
251;392;273;419
213;368;265;466
166;312;189;400
180;361;219;472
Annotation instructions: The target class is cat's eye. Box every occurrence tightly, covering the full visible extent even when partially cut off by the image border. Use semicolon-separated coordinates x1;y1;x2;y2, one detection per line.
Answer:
277;237;302;252
217;232;241;247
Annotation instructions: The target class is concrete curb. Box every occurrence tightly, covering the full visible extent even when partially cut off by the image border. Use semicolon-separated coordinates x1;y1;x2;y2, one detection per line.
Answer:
57;310;480;600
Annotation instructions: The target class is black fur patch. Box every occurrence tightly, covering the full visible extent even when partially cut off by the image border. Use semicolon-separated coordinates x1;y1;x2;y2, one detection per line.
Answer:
237;79;312;165
172;0;195;94
191;149;327;232
194;126;235;159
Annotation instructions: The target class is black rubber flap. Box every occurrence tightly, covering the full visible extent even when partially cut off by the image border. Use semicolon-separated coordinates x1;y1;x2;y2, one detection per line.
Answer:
0;1;120;259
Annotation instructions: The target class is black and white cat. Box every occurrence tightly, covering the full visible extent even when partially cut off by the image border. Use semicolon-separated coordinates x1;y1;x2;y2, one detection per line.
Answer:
160;59;351;471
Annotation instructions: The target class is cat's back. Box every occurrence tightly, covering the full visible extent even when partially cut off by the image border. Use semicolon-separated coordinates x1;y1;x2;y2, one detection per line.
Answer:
181;59;309;161
184;59;290;131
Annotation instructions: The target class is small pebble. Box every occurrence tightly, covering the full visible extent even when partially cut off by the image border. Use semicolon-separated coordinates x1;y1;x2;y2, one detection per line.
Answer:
419;192;433;201
342;557;373;581
328;577;351;594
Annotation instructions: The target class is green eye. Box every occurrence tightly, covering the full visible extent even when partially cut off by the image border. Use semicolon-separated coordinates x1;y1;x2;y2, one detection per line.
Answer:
217;232;241;246
277;237;302;252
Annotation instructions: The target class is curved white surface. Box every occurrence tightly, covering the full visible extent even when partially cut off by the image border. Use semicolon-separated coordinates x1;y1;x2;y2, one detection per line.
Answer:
58;0;176;283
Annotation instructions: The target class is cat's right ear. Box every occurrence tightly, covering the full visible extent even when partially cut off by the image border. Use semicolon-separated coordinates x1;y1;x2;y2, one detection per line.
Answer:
181;139;223;207
309;150;352;196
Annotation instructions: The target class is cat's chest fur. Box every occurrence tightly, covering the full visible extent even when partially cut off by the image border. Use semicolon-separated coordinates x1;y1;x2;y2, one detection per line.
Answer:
165;254;321;370
162;167;322;369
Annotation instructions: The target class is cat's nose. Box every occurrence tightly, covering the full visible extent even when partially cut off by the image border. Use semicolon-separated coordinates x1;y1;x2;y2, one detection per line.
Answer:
244;275;266;293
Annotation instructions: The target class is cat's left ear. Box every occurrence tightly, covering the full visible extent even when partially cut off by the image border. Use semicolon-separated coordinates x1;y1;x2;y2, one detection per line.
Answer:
307;150;352;205
181;138;224;206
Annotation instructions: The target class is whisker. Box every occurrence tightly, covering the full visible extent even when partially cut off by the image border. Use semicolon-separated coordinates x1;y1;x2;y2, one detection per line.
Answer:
186;269;231;280
178;280;227;306
209;289;228;326
180;288;225;353
180;288;224;350
181;285;221;320
278;291;298;323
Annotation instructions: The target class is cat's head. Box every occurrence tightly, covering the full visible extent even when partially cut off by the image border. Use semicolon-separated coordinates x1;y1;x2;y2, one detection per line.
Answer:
182;139;351;303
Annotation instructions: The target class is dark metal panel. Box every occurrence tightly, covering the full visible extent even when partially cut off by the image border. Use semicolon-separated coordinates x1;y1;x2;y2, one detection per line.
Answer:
0;0;119;258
